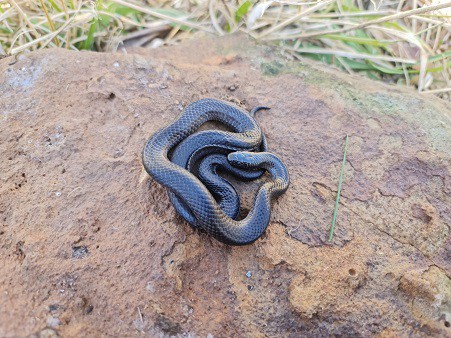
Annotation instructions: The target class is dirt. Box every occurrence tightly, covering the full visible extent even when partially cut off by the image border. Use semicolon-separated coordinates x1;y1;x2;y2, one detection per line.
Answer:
0;35;450;337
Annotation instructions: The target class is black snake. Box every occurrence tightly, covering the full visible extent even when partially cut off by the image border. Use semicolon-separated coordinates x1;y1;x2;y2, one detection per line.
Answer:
142;98;289;245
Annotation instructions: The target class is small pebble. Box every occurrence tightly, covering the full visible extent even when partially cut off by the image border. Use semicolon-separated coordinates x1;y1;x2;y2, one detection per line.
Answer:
38;328;59;338
75;297;87;309
72;246;89;259
46;316;60;328
85;305;94;314
48;304;59;312
150;38;164;48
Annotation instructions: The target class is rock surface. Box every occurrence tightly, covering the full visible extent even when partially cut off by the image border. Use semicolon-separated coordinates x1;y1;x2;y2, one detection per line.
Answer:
0;35;450;337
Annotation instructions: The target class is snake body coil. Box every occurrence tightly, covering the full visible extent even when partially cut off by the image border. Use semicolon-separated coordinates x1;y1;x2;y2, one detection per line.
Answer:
142;98;289;245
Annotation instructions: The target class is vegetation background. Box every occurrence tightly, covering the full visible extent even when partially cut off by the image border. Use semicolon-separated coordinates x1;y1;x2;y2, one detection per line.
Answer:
0;0;450;99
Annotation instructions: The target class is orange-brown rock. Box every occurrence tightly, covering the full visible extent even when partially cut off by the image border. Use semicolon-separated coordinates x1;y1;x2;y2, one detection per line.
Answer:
0;35;450;337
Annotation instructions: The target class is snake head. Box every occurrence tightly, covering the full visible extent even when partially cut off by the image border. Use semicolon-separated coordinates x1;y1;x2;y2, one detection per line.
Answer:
228;151;260;169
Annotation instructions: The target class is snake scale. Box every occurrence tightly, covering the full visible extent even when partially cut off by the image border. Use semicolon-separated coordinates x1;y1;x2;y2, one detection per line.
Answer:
142;98;289;245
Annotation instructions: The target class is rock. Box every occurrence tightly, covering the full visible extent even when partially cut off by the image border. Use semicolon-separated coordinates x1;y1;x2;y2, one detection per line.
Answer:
29;328;59;338
0;35;450;337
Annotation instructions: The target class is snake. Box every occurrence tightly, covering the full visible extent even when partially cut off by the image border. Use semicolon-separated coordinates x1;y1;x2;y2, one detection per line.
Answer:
167;107;269;227
142;98;289;245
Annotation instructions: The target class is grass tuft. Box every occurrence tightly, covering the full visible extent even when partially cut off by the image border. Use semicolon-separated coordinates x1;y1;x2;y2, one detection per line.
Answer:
0;0;449;99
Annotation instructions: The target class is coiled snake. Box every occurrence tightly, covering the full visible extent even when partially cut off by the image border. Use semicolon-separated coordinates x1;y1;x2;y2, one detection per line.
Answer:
142;98;289;245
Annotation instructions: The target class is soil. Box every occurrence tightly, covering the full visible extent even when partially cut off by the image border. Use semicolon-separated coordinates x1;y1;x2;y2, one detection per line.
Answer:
0;35;450;337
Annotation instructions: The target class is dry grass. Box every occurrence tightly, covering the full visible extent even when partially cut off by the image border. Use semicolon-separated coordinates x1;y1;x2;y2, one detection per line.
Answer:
0;0;450;99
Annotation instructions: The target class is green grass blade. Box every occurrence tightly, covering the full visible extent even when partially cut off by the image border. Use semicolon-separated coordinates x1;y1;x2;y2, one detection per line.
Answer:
153;8;192;31
428;61;451;73
369;61;406;75
340;58;378;71
322;34;389;47
105;3;142;16
425;51;451;63
328;134;348;242
235;1;252;22
83;19;98;50
47;0;61;12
